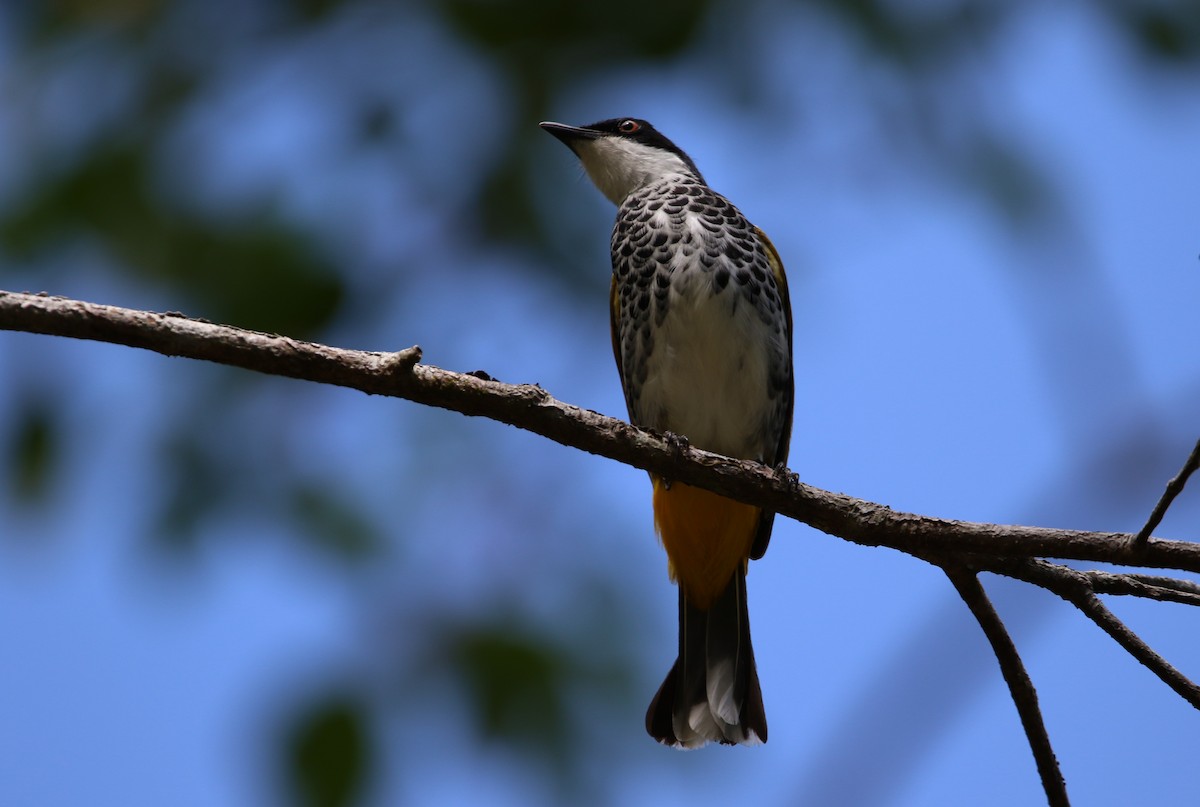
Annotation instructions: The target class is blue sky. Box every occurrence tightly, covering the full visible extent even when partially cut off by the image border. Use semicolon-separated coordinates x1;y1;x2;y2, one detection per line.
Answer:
1;3;1198;806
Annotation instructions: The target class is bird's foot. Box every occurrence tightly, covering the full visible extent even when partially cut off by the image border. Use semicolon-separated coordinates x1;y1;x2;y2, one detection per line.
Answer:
659;431;691;491
772;459;800;490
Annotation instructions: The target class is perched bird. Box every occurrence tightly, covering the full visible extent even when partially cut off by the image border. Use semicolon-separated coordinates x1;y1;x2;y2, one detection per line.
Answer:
541;118;793;747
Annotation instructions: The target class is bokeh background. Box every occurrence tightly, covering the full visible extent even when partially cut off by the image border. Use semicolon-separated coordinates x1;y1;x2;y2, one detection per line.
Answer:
2;1;1199;805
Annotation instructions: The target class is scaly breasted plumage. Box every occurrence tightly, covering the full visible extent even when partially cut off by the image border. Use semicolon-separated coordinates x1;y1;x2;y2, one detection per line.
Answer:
541;117;793;747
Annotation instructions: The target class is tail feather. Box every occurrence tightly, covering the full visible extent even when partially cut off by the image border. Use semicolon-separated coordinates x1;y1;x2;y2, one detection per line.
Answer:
646;567;766;747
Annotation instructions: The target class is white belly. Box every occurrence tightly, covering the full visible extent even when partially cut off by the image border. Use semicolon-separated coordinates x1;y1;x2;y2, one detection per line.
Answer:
633;275;775;461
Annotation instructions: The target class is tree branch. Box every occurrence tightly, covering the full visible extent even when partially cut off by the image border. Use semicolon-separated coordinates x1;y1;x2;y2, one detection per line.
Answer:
1083;570;1200;608
943;552;1200;609
1135;437;1200;545
3;289;1198;575
1071;593;1200;707
944;566;1069;807
984;558;1200;709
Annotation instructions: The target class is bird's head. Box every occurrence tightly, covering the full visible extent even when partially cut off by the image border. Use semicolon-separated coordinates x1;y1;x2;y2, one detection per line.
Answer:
540;118;704;205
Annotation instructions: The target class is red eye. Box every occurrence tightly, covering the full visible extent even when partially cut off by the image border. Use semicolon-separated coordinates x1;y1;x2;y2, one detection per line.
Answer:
618;119;640;133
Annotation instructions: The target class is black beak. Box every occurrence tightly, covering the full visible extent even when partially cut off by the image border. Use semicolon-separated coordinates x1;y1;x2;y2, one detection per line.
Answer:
539;121;601;148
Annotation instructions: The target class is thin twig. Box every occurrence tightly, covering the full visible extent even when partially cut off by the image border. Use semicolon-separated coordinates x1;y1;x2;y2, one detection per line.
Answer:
989;559;1200;709
953;552;1200;608
1084;570;1200;607
943;566;1069;807
1135;437;1200;545
1070;591;1200;709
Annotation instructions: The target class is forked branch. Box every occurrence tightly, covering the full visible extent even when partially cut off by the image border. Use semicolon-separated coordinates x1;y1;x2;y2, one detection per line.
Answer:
986;558;1200;709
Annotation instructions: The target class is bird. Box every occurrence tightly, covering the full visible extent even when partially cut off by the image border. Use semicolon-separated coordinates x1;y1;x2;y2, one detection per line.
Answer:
540;117;793;747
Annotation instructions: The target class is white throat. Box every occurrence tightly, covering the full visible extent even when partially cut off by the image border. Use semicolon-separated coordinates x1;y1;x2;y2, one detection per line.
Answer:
575;137;696;205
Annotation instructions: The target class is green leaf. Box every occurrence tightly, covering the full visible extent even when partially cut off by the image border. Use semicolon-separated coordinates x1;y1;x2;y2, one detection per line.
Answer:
451;625;569;754
6;399;59;505
289;485;380;562
286;694;371;807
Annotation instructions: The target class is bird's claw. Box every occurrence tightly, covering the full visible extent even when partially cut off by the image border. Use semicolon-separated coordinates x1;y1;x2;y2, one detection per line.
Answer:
772;460;800;490
664;430;690;457
659;431;691;491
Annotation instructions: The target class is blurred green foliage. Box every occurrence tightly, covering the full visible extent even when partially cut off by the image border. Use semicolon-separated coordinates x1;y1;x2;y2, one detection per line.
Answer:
2;1;1198;805
288;484;380;562
285;693;371;807
1118;1;1200;62
5;396;60;505
1;146;342;336
453;626;571;750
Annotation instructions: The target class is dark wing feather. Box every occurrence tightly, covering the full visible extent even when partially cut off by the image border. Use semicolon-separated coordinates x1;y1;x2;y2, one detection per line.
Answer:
749;225;794;561
608;273;633;417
